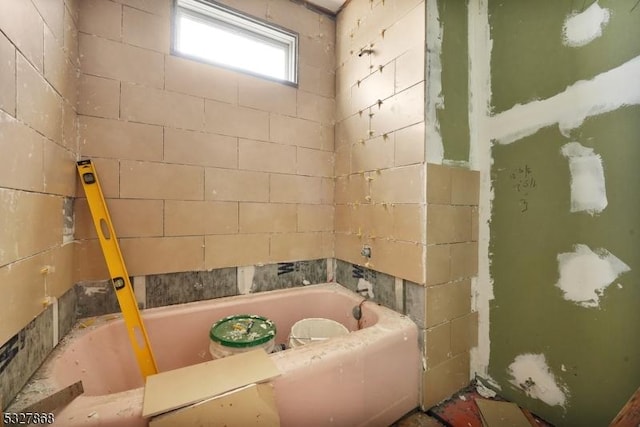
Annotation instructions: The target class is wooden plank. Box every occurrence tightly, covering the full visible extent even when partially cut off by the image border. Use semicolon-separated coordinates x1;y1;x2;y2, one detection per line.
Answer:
610;386;640;427
143;349;280;418
475;399;531;427
149;383;280;427
20;381;84;414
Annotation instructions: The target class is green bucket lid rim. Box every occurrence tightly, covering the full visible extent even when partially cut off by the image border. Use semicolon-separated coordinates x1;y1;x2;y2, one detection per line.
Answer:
209;314;276;348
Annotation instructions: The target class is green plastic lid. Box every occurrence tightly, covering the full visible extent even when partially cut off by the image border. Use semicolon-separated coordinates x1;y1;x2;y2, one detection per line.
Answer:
209;314;276;348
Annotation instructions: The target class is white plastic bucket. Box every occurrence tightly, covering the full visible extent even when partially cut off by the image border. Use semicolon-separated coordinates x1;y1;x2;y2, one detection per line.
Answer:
288;318;349;348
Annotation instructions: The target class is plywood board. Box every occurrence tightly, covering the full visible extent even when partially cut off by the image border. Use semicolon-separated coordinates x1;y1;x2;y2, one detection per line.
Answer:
143;350;280;418
475;399;532;427
149;383;279;427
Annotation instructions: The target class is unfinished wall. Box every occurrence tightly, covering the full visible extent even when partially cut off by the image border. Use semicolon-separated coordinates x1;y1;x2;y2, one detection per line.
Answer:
0;0;79;406
73;0;336;282
334;0;426;285
471;0;640;425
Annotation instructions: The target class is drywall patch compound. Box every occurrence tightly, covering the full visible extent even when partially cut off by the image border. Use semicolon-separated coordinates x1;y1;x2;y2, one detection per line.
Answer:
556;244;630;308
425;0;445;163
508;353;569;408
560;142;608;214
562;2;610;47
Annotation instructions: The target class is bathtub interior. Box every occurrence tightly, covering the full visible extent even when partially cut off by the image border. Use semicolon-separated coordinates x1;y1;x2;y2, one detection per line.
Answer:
50;285;379;397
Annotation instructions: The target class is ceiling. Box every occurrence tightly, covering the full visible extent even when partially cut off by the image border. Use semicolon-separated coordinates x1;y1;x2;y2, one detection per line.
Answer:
306;0;347;14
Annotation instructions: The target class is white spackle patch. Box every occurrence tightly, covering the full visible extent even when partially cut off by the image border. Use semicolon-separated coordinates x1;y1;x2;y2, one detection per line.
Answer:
508;353;569;408
356;278;374;299
476;381;497;398
556;244;630;308
237;265;255;295
560;142;607;214
425;0;445;163
563;2;610;47
491;55;640;144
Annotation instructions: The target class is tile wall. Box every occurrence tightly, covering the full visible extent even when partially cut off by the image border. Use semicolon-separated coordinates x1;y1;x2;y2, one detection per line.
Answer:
73;0;337;281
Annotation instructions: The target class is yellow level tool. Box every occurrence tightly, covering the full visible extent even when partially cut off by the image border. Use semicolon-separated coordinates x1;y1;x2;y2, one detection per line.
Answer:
76;159;158;378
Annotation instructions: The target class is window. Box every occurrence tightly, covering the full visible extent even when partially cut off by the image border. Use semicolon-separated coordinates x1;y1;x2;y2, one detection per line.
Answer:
174;0;298;84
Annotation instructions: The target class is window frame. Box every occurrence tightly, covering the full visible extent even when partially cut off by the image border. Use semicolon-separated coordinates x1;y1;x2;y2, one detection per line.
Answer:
171;0;299;86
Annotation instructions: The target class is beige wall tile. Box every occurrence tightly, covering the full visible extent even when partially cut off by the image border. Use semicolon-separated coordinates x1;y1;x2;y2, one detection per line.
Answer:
334;232;365;266
77;157;119;198
44;27;66;98
427;205;472;244
427;163;451;204
395;47;424;93
205;100;269;141
423;352;470;409
335;112;369;149
371;3;424;70
270;114;329;151
370;82;423;138
45;243;74;297
393;204;424;242
270;174;322;204
43;141;76;196
334;174;370;205
395;122;425;166
112;0;171;17
79;115;163;161
122;6;169;53
205;234;270;268
75;198;164;239
239;139;296;174
370;164;425;204
299;32;335;71
450;242;478;280
121;82;204;131
426;280;472;328
165;201;238;236
62;100;77;152
0;0;44;71
165;55;237;104
73;238;108;281
451;168;480;206
0;111;45;192
296;91;334;125
238;75;297;116
165;128;238;169
298;205;334;232
264;0;320;38
426;244;450;286
270;232;325;262
472;206;479;242
426;321;452;367
215;0;266;19
60;53;78;106
371;239;425;284
0;189;62;266
451;312;478;356
321;231;335;259
354;203;393;239
239;203;297;234
77;73;120;119
298;63;334;98
33;0;65;42
205;168;269;202
351;65;395;112
121;236;204;276
79;33;163;88
63;5;79;66
16;55;63;144
78;0;122;41
120;160;204;200
0;33;16;116
0;253;49;345
350;135;394;172
335;145;351;176
320;177;334;205
297;148;334;177
334;205;352;233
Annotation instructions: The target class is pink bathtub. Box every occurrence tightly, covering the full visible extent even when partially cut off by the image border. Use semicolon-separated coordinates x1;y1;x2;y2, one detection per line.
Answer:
14;283;420;426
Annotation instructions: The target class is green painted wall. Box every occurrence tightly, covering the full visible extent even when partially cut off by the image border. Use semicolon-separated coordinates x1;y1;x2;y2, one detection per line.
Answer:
437;0;470;162
488;1;640;425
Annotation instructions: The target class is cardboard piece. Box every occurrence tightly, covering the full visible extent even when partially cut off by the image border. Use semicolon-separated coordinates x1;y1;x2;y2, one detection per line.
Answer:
149;383;280;427
143;349;280;418
475;398;532;427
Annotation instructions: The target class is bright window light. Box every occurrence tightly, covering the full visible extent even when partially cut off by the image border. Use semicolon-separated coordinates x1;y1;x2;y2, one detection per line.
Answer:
174;0;298;84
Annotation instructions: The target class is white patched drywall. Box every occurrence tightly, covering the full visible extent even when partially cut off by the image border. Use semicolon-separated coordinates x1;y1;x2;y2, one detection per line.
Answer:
425;0;445;163
560;142;608;215
508;353;569;408
556;244;630;308
563;2;610;47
